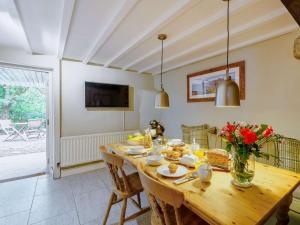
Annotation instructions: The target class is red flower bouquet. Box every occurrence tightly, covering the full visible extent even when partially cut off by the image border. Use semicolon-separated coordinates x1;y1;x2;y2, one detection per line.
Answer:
219;122;282;187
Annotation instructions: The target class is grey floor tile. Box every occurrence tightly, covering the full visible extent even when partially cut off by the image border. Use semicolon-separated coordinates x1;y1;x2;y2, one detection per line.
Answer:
0;210;29;225
75;188;120;224
67;171;107;196
0;196;33;218
28;190;76;224
30;210;80;225
123;163;137;175
0;176;37;202
35;176;71;196
96;168;112;189
0;177;36;217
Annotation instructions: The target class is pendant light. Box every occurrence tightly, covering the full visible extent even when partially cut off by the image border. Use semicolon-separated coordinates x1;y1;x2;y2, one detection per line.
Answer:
155;34;170;108
215;0;240;107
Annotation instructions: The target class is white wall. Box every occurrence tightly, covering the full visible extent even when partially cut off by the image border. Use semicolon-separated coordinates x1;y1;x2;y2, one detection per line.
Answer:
61;60;156;137
154;30;300;139
0;48;61;178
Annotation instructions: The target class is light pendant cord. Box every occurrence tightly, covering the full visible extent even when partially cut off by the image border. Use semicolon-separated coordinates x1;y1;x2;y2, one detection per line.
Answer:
226;0;230;79
160;39;164;90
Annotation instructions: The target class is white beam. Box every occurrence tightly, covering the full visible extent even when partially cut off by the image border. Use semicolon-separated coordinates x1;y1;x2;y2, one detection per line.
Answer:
103;0;199;68
139;7;287;73
82;0;139;64
58;0;76;59
7;0;32;54
123;0;252;71
153;24;298;75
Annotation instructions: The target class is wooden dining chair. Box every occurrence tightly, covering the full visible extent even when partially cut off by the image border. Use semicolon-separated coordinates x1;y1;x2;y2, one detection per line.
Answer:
99;146;150;225
137;164;208;225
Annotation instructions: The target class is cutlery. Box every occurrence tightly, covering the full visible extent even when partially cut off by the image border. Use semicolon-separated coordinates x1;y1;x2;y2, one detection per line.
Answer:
133;153;149;159
173;172;198;185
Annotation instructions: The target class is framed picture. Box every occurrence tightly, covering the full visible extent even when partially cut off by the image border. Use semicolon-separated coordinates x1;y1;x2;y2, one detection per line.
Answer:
187;61;245;102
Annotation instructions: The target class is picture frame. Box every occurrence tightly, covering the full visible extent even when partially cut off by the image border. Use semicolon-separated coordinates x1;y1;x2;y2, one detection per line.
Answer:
187;61;245;102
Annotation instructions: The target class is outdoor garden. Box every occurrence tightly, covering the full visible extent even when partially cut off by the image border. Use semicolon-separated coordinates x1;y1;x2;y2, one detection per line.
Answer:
0;84;47;157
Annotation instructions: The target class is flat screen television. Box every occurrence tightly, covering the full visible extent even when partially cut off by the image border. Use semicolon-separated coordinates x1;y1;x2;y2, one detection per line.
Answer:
85;82;129;107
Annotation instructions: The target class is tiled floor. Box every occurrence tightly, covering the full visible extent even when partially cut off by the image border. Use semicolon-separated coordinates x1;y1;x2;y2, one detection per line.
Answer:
0;167;299;225
0;167;150;225
0;152;46;181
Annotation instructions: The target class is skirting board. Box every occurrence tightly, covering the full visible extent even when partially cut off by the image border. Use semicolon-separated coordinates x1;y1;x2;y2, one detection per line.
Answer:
61;161;106;177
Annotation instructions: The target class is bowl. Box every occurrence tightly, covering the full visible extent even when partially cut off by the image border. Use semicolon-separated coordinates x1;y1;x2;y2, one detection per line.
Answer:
146;155;163;166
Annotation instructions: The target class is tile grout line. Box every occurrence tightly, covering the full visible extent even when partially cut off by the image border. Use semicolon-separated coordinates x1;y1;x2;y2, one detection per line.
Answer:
68;177;82;225
26;176;39;225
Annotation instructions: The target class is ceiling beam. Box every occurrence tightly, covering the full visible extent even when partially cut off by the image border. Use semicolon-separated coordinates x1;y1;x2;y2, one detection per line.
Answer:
153;24;298;75
122;0;252;71
139;7;287;73
103;0;199;68
58;0;76;59
7;0;32;54
82;0;139;64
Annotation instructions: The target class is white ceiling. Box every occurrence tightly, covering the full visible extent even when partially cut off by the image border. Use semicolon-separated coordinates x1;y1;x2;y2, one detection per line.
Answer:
0;0;298;75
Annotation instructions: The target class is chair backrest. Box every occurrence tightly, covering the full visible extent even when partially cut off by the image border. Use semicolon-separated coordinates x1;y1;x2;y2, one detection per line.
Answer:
28;119;42;128
137;164;184;225
100;146;131;195
276;137;300;173
181;124;209;146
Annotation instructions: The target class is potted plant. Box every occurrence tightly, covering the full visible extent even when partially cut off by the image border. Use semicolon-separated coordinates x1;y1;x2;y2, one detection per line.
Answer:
219;122;281;187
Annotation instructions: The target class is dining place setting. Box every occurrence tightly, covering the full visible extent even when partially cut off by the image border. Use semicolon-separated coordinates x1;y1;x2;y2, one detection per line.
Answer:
124;131;230;185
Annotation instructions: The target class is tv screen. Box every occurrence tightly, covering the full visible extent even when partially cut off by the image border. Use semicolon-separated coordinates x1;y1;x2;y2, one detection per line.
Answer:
85;82;129;107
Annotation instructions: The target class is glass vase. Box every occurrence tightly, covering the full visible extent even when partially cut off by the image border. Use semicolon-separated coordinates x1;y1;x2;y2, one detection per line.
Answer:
230;152;255;188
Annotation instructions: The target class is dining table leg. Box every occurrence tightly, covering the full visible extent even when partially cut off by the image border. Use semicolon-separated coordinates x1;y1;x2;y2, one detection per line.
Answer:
276;193;293;225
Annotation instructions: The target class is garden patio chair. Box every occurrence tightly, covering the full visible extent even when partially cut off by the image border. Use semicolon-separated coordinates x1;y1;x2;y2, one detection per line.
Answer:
0;119;27;141
25;119;45;139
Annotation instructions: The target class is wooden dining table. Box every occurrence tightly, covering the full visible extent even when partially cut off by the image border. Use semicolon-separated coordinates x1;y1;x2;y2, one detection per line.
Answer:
107;143;300;225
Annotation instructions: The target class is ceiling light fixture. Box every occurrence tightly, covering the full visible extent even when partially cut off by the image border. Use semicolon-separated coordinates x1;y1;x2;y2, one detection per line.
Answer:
155;34;169;109
215;0;240;107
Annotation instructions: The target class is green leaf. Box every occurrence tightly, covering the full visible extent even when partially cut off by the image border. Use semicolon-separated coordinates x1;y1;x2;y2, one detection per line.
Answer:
225;142;232;152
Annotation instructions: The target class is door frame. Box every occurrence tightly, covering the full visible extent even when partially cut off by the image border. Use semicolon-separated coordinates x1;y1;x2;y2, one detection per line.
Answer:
0;61;60;178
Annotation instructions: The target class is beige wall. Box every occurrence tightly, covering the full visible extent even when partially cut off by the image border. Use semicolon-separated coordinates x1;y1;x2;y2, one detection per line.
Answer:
61;60;156;136
154;30;300;139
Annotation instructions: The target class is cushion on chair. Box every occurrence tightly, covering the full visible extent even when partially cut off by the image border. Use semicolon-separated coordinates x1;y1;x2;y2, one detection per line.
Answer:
255;141;278;167
276;137;300;173
181;124;209;146
207;127;226;149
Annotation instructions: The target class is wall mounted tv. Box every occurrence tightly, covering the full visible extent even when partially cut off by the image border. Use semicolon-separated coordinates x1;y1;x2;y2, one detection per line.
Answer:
85;82;129;107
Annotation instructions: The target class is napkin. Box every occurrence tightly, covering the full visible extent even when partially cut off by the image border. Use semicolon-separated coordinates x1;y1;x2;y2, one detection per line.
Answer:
179;154;198;167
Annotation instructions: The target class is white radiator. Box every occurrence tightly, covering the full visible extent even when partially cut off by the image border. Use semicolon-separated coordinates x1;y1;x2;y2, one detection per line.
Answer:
60;130;138;167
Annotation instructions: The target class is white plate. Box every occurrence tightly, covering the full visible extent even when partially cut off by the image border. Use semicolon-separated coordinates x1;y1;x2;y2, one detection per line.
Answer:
157;165;189;178
167;139;185;147
126;147;147;155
